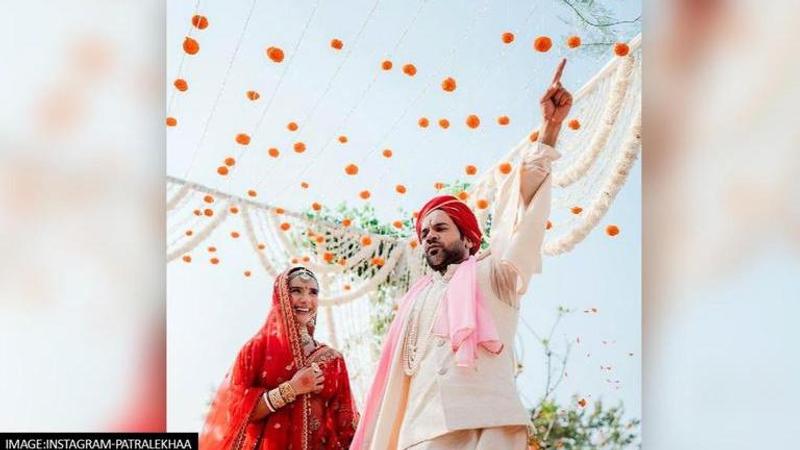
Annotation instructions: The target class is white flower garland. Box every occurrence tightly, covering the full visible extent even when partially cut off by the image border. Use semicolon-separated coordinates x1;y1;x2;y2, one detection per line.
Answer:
167;201;231;262
318;244;405;306
242;204;279;277
544;110;641;256
166;183;192;212
553;54;636;187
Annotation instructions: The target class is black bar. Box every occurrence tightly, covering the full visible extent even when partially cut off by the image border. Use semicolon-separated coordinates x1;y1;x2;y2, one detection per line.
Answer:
0;434;197;450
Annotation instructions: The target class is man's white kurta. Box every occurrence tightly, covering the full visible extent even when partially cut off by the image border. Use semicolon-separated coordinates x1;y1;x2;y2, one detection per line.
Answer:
365;142;560;450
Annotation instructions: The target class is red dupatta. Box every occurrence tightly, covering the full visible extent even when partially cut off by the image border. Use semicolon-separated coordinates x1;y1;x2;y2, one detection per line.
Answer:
200;270;310;450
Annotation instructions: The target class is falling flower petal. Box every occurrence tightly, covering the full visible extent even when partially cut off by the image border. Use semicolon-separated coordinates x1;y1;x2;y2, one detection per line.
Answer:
266;46;285;62
183;37;199;55
533;36;552;52
191;15;209;30
566;35;581;48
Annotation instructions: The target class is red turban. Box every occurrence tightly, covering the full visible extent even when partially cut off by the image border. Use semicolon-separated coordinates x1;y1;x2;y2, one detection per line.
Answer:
415;195;482;255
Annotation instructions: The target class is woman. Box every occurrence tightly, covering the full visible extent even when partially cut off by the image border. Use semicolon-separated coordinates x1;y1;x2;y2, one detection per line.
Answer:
200;267;358;450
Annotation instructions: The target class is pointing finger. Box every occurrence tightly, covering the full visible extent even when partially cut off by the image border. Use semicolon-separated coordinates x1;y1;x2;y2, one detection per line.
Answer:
552;58;567;84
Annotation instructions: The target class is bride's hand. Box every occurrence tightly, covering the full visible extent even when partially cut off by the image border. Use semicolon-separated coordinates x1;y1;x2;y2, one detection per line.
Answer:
288;364;325;395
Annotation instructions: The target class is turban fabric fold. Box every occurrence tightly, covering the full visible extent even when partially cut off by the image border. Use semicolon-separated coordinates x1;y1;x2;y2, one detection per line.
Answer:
415;195;482;255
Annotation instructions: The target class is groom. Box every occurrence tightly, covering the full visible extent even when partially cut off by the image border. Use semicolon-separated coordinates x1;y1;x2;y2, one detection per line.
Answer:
352;59;572;450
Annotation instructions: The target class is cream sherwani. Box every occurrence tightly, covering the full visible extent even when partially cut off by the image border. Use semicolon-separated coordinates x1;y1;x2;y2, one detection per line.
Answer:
364;142;560;450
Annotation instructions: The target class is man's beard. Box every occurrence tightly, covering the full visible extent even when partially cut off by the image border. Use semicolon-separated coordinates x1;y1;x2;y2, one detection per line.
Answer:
425;242;467;273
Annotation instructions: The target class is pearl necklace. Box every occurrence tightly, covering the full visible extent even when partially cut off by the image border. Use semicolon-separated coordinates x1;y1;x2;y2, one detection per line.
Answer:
402;285;441;376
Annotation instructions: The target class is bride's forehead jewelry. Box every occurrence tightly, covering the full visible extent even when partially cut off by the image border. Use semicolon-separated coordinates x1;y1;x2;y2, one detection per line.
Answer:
288;266;317;282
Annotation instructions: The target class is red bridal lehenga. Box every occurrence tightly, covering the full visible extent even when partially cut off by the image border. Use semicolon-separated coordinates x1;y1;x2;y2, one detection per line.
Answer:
199;270;359;450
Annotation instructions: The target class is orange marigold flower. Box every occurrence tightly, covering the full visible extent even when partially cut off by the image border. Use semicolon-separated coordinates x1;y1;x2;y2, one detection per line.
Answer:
359;190;371;200
360;236;372;246
166;117;177;127
566;35;581;48
438;118;450;129
182;255;192;263
311;202;322;211
174;78;188;91
343;283;351;290
246;90;260;101
257;243;266;250
300;181;309;189
229;206;239;214
330;38;343;50
315;235;326;244
345;164;359;175
203;195;214;204
293;142;306;153
236;133;251;145
247;189;257;197
571;206;583;214
371;257;385;267
204;208;214;217
191;15;209;30
210;257;220;265
338;135;348;143
433;182;446;190
274;207;285;215
497;115;510;126
268;147;280;158
568;119;581;130
395;184;407;194
244;270;252;277
185;229;193;236
224;157;236;166
533;36;552;52
546;220;553;230
381;60;393;70
392;220;403;229
287;121;298;131
418;117;429;128
605;224;620;236
410;240;419;249
280;222;291;231
323;252;335;263
291;257;299;264
498;162;512;174
183;37;199;55
441;77;456;92
476;199;489;209
208;246;217;253
614;42;630;57
457;191;469;201
231;231;240;239
266;46;285;62
465;165;477;175
578;398;587;408
402;63;417;76
382;149;393;158
502;32;515;44
466;114;480;129
529;130;539;142
193;209;202;216
342;218;352;227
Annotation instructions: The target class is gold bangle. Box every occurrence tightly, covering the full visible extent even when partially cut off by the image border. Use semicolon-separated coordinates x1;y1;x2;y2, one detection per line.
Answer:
279;382;297;403
268;388;286;409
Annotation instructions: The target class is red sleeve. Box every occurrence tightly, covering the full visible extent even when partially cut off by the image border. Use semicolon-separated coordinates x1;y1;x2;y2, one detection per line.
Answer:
200;337;267;450
332;357;359;448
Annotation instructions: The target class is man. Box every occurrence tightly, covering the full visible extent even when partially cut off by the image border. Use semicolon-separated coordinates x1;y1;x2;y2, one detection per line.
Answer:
352;59;572;450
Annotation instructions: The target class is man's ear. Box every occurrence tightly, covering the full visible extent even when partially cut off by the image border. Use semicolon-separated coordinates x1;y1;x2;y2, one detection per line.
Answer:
463;237;476;251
